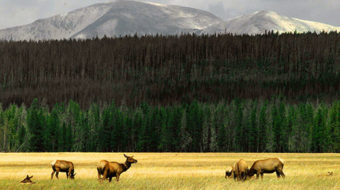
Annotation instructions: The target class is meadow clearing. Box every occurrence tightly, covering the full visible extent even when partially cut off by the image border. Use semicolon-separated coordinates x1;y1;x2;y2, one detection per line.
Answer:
0;153;339;190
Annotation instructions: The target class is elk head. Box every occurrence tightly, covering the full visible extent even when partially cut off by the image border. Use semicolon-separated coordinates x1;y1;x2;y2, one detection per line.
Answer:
70;172;76;179
225;170;233;178
124;154;138;164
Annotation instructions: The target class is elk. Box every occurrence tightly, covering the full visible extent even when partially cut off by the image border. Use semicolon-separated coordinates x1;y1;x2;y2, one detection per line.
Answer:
225;159;248;181
318;171;334;177
97;154;138;182
20;175;35;184
51;160;76;180
248;158;285;179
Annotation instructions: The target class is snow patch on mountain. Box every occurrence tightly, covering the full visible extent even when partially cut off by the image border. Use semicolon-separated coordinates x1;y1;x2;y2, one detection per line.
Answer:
0;0;222;41
1;2;340;41
204;10;340;34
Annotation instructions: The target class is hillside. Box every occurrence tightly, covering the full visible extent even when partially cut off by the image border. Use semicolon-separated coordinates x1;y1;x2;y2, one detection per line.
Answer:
0;1;222;41
204;10;340;34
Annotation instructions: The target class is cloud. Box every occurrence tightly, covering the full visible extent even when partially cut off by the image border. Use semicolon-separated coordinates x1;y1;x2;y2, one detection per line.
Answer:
0;0;339;29
208;1;226;19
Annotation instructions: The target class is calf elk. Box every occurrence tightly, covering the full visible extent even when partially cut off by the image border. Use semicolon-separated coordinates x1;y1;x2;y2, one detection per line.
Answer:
51;160;76;180
97;154;137;182
20;175;35;184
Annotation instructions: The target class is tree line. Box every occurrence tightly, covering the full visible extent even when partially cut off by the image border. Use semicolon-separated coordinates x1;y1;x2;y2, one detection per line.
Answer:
0;99;339;153
0;32;339;108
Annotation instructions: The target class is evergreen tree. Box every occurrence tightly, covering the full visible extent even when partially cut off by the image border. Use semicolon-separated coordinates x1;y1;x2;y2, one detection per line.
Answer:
58;123;66;152
179;110;192;151
258;102;267;152
278;101;288;152
187;101;203;152
27;99;45;152
286;105;297;152
87;103;101;152
248;101;258;152
234;100;244;152
100;106;114;152
312;107;325;152
45;107;60;152
16;125;26;152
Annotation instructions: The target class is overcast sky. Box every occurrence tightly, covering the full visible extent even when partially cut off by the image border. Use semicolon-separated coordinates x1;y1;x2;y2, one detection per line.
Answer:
1;0;340;29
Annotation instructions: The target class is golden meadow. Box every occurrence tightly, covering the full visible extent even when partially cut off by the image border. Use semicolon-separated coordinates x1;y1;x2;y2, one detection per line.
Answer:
0;153;339;190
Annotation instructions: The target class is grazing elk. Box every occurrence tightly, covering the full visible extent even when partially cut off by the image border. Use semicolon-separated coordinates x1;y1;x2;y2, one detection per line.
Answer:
97;154;137;182
248;158;285;179
225;160;248;181
51;160;76;180
20;175;35;184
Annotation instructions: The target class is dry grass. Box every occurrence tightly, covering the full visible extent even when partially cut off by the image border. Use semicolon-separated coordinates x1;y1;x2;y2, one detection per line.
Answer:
0;153;339;190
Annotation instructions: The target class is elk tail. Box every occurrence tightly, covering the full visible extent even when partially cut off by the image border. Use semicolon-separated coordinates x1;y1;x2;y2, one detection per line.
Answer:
51;160;57;166
278;158;285;164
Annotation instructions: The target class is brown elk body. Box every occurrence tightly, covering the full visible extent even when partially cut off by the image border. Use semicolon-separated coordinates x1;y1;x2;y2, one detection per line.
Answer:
234;159;249;181
225;160;248;181
97;154;137;182
248;158;285;179
20;175;35;184
51;160;76;180
225;159;248;180
97;160;109;179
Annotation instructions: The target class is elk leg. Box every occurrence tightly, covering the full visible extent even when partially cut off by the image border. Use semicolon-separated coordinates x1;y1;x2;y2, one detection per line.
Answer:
55;168;60;179
109;177;112;182
66;172;69;179
51;171;55;180
255;171;260;179
276;170;281;178
103;168;108;180
260;173;264;180
97;169;101;179
241;172;246;181
116;174;120;182
67;170;72;179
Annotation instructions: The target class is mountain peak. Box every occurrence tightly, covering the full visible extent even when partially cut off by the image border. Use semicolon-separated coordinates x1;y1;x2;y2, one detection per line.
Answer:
221;10;340;34
253;10;278;16
0;0;222;41
0;2;339;41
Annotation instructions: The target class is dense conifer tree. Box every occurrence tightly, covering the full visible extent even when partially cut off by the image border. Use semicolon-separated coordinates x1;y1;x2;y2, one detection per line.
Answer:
27;99;45;152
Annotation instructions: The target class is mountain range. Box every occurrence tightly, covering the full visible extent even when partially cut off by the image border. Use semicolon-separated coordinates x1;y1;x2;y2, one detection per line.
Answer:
0;0;339;41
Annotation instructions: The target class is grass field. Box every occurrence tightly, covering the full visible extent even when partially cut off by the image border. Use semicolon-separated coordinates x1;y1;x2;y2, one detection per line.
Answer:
0;153;339;190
